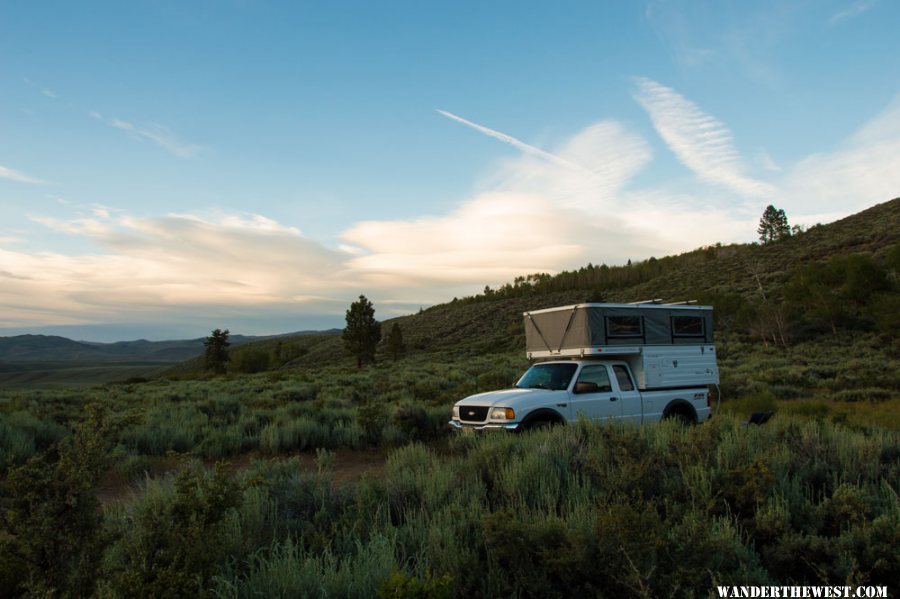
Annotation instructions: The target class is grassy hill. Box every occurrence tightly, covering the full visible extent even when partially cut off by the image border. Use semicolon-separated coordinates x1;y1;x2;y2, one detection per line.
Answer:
0;331;337;389
2;199;899;597
164;197;900;375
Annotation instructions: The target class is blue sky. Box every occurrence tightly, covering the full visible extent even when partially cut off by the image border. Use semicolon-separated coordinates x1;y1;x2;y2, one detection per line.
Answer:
2;0;899;341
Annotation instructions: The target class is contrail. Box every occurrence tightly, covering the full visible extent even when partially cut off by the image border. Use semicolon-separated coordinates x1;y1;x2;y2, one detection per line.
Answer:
436;109;590;173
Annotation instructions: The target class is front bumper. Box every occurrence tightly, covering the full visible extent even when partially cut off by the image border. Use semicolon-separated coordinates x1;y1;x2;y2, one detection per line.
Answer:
448;420;520;432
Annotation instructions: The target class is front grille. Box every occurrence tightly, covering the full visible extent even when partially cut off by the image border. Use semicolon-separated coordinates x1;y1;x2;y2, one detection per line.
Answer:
459;406;489;423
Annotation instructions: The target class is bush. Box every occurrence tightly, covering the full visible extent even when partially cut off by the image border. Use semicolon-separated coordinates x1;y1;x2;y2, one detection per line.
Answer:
378;570;454;599
101;462;242;598
0;411;68;471
0;405;110;597
231;347;272;374
833;388;894;402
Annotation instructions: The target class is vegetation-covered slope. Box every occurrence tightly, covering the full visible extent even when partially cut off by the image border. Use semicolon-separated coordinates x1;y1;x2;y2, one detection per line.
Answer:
166;197;900;374
1;199;899;597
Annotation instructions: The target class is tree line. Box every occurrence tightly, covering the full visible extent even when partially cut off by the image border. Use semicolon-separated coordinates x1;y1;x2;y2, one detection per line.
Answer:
201;295;406;374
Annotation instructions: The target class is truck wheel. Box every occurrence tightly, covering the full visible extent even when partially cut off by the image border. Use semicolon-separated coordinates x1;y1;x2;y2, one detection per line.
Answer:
666;411;693;426
522;419;554;432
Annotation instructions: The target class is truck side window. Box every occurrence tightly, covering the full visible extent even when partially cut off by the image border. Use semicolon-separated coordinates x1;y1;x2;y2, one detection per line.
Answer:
575;365;612;393
612;365;634;391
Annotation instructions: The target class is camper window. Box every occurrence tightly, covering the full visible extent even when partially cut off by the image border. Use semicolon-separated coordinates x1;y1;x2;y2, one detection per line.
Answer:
607;316;643;338
672;315;704;337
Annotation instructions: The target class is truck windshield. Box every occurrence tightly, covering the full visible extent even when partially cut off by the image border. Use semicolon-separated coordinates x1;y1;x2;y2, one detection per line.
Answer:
515;363;577;391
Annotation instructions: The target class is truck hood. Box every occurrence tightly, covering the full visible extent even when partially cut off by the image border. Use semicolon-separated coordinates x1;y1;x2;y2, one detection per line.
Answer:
455;387;568;411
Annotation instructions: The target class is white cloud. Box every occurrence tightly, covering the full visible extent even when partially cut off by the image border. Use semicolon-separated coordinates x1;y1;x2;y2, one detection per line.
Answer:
828;0;878;26
781;93;900;217
0;165;45;185
339;117;737;290
633;77;777;198
7;82;900;334
342;192;604;285
1;209;347;328
486;120;653;210
106;117;203;158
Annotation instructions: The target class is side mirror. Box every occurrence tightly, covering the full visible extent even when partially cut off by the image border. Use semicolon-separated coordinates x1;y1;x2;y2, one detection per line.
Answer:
574;381;599;394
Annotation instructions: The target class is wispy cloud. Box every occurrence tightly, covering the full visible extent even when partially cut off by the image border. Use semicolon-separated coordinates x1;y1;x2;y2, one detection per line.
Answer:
828;0;878;26
782;92;900;220
41;89;57;99
0;165;46;185
438;110;653;212
7;82;900;333
436;109;591;173
95;113;203;158
674;46;717;67
633;77;776;198
756;149;782;172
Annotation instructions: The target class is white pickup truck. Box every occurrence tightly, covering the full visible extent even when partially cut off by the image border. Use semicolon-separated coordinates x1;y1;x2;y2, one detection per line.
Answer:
449;302;718;431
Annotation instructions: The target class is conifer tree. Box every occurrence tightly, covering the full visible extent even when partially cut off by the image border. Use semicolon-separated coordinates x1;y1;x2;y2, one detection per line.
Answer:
343;295;381;368
387;322;406;361
757;205;791;243
204;328;230;373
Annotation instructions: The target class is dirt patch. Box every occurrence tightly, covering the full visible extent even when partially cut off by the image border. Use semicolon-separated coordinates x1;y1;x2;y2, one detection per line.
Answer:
96;447;389;506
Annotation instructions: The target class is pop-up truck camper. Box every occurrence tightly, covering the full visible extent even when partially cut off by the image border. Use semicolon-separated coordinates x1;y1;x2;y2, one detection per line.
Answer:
450;302;719;431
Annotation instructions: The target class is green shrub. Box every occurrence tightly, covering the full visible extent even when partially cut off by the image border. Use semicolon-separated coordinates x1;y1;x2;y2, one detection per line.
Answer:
213;534;397;598
833;388;894;402
102;462;242;598
0;405;110;597
378;570;453;599
0;411;68;470
259;418;331;453
358;400;389;445
781;401;831;419
231;347;272;374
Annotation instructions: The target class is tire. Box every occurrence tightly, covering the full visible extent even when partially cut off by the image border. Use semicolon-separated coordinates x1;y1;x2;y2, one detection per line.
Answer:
521;419;555;432
666;411;694;426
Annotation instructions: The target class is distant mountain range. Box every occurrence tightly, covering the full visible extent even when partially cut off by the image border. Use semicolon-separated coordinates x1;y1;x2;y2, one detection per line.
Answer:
0;330;338;365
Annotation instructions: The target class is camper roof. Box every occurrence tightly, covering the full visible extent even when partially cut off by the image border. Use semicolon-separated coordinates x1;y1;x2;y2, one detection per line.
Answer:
524;302;712;316
523;302;714;357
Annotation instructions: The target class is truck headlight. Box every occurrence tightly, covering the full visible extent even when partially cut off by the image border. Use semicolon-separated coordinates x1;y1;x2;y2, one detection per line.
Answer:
452;406;460;420
490;407;515;421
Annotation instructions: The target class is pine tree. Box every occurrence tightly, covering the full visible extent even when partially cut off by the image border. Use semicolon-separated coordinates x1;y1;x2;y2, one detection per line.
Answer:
343;295;381;368
203;328;230;373
386;322;406;361
757;205;791;243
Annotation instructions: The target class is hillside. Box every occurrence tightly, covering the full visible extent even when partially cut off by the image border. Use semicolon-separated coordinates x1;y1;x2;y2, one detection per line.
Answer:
8;198;899;384
169;197;899;375
2;203;898;597
0;335;200;363
0;331;335;388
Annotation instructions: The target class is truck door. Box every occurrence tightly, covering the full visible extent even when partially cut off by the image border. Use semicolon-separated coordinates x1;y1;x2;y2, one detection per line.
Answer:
569;364;621;421
612;364;643;424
